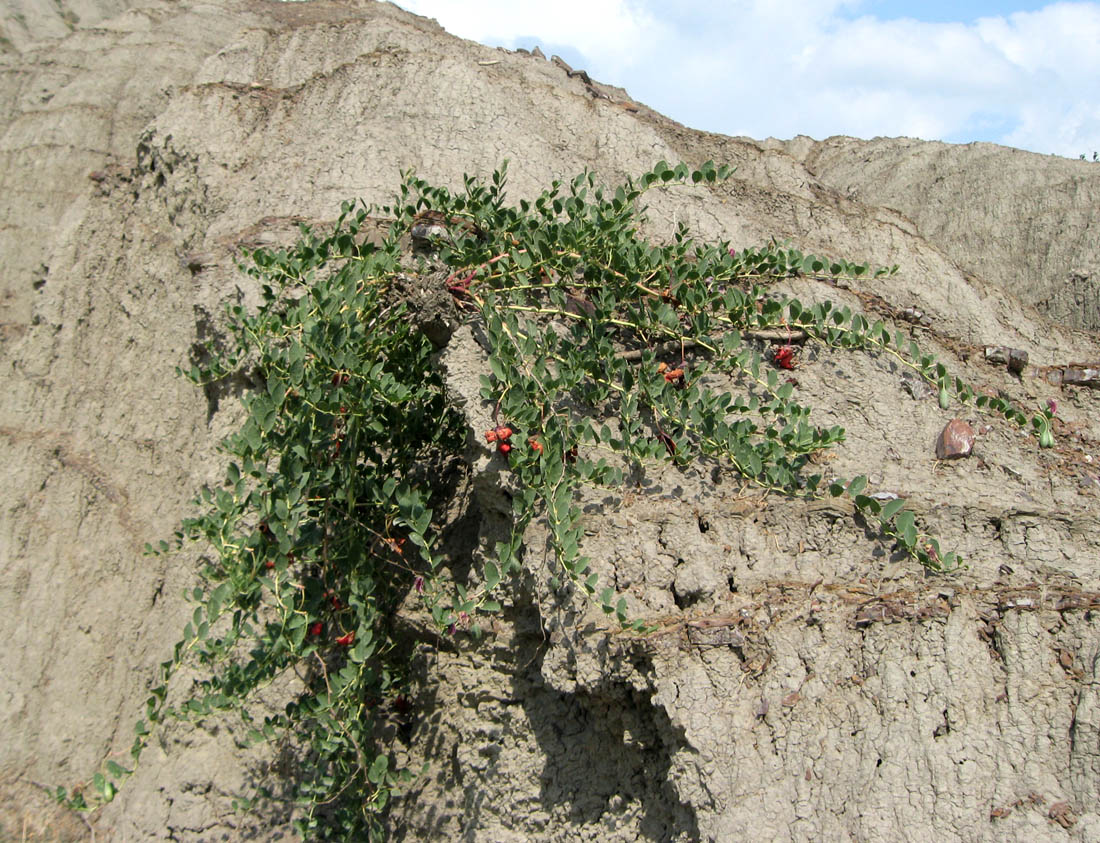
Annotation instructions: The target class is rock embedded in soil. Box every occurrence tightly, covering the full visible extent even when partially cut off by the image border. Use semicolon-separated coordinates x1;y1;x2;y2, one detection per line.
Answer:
936;418;976;459
901;371;933;400
1059;364;1100;387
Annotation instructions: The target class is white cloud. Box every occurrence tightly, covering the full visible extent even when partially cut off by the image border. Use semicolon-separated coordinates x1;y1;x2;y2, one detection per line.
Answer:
395;0;664;74
977;3;1100;75
393;1;1100;157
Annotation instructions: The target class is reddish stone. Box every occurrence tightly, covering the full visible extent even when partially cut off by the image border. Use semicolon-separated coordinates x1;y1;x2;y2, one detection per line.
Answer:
937;419;976;459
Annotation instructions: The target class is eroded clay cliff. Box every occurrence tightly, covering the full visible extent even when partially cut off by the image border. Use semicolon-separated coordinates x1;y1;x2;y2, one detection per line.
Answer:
2;2;1100;840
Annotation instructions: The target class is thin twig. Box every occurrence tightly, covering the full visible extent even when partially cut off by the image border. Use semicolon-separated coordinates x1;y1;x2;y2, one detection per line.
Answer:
615;328;806;362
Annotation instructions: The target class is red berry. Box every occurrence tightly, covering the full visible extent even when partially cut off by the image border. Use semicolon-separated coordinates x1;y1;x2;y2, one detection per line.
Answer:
335;631;355;646
308;622;323;637
498;442;511;454
484;429;498;443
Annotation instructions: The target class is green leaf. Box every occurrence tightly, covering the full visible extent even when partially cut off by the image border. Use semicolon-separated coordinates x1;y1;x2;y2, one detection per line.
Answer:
483;561;501;591
904;522;918;548
368;754;389;785
255;397;277;433
853;494;880;514
106;761;130;779
349;632;375;664
879;498;906;521
894;510;917;548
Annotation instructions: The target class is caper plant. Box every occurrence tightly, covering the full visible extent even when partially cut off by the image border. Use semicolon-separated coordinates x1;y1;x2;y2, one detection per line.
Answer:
56;160;1051;840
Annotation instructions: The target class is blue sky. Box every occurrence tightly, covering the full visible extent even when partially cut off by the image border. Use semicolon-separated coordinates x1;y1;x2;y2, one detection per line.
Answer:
392;1;1100;158
853;1;1050;21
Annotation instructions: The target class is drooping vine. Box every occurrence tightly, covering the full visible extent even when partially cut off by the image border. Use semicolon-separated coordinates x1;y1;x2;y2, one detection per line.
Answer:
55;161;1052;839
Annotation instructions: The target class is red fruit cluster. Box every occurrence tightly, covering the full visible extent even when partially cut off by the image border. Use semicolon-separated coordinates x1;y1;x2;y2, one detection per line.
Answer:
384;536;407;554
773;345;798;370
657;362;685;387
484;425;514;454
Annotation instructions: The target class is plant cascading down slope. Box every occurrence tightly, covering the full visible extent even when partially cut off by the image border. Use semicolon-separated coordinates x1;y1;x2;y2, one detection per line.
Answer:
58;161;1053;839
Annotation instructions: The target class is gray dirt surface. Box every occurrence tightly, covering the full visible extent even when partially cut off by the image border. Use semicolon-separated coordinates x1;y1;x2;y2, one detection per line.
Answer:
2;1;1100;841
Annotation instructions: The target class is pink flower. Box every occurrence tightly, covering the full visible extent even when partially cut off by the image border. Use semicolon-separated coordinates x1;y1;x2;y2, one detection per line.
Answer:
1047;399;1058;415
413;576;424;594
